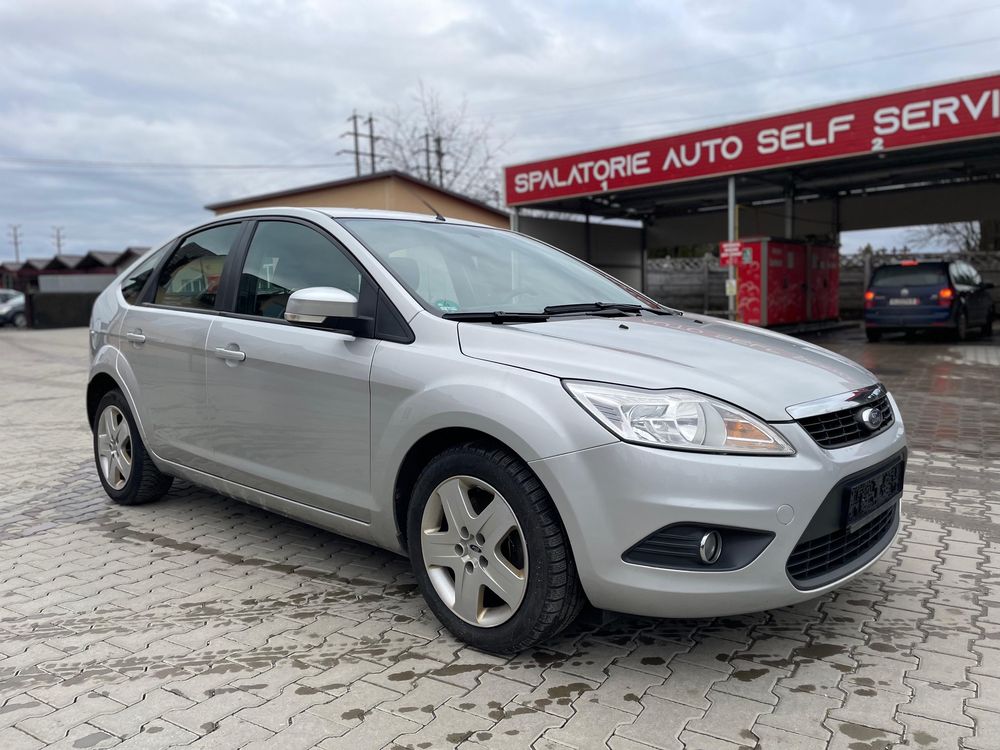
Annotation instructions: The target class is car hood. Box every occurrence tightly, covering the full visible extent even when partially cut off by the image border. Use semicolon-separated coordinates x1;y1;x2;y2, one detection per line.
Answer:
457;313;877;421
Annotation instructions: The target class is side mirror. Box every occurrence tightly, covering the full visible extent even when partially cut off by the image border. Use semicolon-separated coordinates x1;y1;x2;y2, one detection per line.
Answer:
285;287;361;332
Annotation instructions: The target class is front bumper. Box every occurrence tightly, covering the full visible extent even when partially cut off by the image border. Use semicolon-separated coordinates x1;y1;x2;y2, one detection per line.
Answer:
529;404;906;618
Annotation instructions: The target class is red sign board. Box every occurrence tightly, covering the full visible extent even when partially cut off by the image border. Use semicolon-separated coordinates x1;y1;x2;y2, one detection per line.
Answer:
505;74;1000;206
719;241;743;267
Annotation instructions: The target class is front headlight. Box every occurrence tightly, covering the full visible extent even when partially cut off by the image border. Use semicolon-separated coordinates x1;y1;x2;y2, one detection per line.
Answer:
563;381;795;455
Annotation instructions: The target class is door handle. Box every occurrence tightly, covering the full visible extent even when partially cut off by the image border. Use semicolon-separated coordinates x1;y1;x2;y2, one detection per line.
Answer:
214;346;246;362
125;330;146;344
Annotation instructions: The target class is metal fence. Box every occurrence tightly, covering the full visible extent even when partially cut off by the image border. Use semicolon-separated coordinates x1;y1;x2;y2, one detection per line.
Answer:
647;252;1000;319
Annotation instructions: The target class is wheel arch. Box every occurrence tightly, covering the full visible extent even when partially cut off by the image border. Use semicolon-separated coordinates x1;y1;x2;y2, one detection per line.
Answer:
392;427;530;552
87;372;121;428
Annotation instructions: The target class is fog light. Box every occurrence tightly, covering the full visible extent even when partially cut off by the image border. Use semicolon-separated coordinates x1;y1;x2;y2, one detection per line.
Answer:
699;531;722;564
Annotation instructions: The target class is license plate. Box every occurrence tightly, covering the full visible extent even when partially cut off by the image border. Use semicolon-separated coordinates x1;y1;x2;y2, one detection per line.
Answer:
844;460;904;528
889;297;919;306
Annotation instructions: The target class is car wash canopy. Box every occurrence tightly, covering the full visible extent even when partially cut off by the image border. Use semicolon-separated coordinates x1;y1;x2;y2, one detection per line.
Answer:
505;73;1000;220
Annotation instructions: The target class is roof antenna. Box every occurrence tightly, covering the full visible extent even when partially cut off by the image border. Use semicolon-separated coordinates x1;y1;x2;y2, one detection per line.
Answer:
403;183;447;221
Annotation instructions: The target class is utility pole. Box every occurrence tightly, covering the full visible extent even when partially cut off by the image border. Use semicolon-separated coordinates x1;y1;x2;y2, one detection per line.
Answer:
52;226;65;254
8;225;21;263
423;132;432;182
339;111;362;176
341;111;377;175
434;135;445;186
365;114;376;173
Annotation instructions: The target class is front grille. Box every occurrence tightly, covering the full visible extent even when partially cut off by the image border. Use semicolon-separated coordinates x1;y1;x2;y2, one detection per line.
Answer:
786;502;897;587
797;395;894;449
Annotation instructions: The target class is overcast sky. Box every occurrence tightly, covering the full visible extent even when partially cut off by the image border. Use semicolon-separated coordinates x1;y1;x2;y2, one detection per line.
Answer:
1;0;998;261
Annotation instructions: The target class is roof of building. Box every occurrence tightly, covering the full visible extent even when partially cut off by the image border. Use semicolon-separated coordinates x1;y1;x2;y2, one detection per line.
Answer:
204;169;508;219
44;254;85;270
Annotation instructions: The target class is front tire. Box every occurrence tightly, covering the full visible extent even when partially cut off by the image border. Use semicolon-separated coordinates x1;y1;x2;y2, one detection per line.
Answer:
407;441;584;654
93;390;172;505
12;312;26;328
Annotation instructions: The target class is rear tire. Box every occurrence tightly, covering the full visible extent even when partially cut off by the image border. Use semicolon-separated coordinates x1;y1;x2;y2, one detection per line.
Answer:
93;390;172;505
955;310;969;342
12;312;26;328
865;328;882;343
407;441;585;654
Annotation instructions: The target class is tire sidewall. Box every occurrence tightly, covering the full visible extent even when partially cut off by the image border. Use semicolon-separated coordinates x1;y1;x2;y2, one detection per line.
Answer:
407;447;554;653
92;390;150;503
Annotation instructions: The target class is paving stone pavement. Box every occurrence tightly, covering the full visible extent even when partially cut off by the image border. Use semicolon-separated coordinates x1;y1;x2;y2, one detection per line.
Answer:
1;326;998;750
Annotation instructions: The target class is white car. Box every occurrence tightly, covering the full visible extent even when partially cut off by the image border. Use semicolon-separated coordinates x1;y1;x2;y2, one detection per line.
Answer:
87;208;906;653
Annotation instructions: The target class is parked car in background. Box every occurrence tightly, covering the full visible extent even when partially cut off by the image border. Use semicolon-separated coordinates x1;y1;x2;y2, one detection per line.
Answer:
87;208;906;653
864;259;994;342
0;290;26;328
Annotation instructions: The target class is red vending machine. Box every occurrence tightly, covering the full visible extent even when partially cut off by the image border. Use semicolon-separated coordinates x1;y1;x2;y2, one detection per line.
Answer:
806;244;840;321
720;238;839;327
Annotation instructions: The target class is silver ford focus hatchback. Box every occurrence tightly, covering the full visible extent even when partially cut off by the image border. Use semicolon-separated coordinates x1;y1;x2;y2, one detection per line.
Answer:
88;207;906;653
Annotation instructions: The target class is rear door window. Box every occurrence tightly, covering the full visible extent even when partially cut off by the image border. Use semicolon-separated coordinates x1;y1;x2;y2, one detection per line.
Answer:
120;248;167;305
154;224;241;310
871;265;948;288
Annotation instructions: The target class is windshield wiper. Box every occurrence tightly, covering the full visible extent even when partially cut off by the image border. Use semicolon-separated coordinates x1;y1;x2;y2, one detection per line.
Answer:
543;302;680;316
442;311;550;324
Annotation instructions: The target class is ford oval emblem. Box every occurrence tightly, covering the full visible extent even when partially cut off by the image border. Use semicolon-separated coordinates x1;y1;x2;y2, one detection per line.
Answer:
860;406;884;430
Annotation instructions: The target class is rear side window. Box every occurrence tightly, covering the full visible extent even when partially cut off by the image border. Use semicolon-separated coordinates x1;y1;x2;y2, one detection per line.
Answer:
871;265;948;288
236;221;362;319
120;248;166;305
154;224;240;310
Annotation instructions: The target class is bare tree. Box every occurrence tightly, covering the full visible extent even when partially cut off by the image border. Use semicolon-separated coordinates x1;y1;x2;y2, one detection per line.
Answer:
376;83;506;206
904;222;981;253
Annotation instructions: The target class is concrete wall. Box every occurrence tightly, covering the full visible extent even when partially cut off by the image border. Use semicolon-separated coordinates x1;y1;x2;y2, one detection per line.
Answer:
647;252;1000;320
38;273;115;293
213;176;509;228
27;293;99;329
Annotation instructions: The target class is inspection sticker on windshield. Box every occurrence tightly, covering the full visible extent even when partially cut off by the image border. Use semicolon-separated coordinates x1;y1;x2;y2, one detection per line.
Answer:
434;299;460;313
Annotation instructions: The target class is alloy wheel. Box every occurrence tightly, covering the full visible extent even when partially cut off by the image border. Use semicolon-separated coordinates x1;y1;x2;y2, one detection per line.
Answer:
96;405;133;490
420;475;528;627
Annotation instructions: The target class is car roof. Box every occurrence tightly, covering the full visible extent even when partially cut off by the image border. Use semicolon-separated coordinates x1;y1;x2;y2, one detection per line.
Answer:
209;206;497;229
875;260;949;269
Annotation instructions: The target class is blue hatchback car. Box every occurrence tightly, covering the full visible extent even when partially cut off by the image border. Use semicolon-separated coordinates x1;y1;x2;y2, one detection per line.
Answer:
864;259;994;342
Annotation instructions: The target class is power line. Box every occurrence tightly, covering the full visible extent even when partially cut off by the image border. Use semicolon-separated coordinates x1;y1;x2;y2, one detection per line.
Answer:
0;156;354;171
483;36;1000;124
471;2;1000;117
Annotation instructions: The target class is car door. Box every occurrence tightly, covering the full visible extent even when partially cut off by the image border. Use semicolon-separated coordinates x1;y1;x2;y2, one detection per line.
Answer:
120;222;243;471
205;219;377;521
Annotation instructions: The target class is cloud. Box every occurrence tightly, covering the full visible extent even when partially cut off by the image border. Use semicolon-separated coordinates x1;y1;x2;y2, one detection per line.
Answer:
0;0;996;258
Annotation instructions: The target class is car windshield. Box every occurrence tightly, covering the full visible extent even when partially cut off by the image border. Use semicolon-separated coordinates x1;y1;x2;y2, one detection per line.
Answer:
871;265;948;288
339;218;650;315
